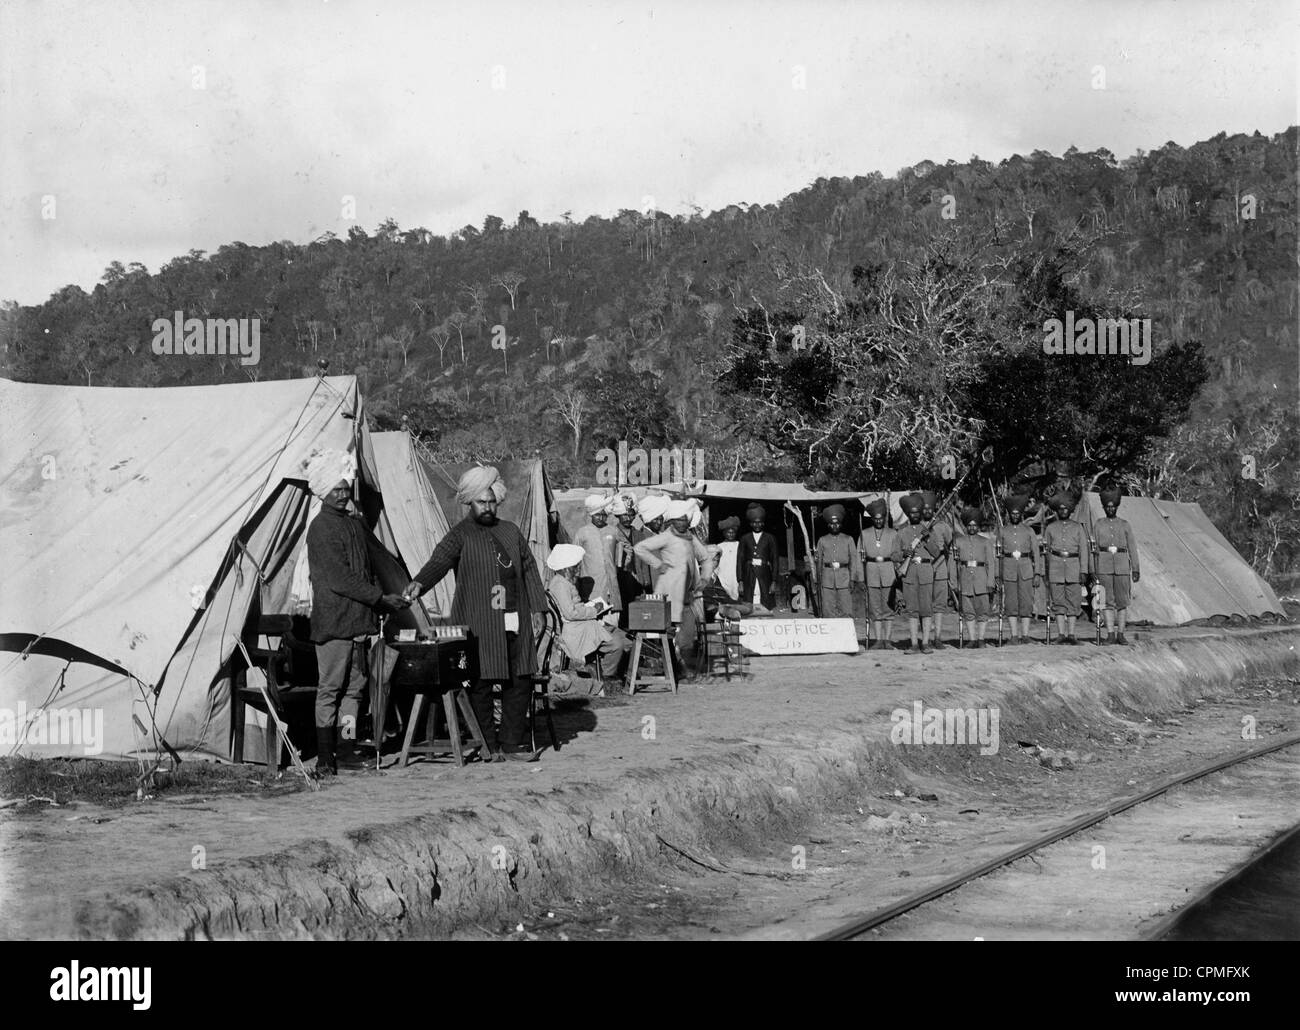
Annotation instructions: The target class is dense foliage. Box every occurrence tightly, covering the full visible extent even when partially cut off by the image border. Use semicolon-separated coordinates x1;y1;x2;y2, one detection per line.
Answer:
2;129;1296;573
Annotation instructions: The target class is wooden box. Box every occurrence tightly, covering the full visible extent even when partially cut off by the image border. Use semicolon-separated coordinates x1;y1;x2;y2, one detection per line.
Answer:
629;598;672;631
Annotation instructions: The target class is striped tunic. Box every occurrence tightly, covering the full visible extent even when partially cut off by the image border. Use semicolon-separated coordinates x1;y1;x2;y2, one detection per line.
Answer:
412;516;546;679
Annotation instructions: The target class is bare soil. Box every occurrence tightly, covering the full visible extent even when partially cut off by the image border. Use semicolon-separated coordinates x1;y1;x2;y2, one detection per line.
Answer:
1;624;1296;940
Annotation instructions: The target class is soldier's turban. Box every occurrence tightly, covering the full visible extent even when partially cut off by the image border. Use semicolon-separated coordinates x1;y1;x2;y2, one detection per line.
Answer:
745;502;766;520
866;498;888;519
584;493;612;514
961;507;983;525
823;503;846;521
1099;487;1122;507
457;465;507;505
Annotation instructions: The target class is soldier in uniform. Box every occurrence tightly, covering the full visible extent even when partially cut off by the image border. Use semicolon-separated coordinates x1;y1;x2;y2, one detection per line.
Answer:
996;494;1043;645
922;490;955;648
737;502;779;609
892;493;934;654
859;497;898;650
1093;486;1140;644
1042;491;1091;644
814;503;861;620
953;507;997;647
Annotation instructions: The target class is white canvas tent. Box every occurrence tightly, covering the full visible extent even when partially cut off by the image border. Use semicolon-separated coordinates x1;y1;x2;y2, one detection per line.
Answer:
366;430;456;617
0;375;403;761
1073;492;1282;625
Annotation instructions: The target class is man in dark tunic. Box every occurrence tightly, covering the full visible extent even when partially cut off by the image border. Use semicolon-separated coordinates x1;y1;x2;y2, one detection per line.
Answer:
403;466;547;761
737;502;779;609
305;448;410;775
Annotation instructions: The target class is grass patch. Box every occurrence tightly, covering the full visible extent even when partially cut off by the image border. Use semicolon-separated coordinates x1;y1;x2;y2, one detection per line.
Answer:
0;756;307;809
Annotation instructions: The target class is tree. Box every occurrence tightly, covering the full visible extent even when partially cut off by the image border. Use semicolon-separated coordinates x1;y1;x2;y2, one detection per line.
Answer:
551;384;588;456
430;323;451;368
492;270;525;310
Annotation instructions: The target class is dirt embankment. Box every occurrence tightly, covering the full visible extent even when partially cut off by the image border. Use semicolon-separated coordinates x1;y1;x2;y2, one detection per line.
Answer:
56;627;1298;940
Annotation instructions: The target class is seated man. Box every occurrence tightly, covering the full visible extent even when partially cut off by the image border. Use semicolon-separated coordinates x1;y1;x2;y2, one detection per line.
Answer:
545;543;630;686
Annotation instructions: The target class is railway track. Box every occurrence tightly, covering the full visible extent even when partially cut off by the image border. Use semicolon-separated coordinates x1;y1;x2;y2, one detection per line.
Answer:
817;731;1300;941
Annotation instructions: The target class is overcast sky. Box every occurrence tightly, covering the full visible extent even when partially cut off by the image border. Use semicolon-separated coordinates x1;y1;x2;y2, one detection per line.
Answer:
1;0;1295;306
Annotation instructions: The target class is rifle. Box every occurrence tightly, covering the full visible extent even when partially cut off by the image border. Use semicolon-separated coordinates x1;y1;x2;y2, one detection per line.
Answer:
1090;533;1102;645
898;446;994;580
1042;535;1053;645
989;478;1004;648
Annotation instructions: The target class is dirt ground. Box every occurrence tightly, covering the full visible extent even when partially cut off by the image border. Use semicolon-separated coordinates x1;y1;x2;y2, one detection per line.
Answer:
1;622;1296;940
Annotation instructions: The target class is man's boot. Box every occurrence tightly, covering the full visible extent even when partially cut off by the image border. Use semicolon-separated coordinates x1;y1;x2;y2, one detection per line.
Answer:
335;731;369;771
315;726;336;777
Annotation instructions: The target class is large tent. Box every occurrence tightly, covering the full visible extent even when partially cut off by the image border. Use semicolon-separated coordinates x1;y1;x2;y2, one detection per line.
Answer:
1073;492;1282;625
0;375;422;761
365;431;456;617
423;458;566;574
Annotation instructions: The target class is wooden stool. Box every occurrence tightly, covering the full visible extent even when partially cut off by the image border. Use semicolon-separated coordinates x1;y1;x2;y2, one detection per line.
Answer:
626;631;678;695
398;686;488;767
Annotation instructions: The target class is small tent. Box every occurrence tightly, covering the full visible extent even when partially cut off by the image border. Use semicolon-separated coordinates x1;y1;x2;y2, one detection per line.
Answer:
0;375;421;760
422;458;566;574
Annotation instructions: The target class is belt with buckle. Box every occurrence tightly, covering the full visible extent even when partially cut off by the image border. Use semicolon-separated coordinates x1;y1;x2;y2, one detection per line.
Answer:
823;562;843;569
1009;550;1026;559
964;560;986;568
1105;546;1126;553
750;559;764;566
910;556;932;564
1051;549;1079;558
867;556;892;562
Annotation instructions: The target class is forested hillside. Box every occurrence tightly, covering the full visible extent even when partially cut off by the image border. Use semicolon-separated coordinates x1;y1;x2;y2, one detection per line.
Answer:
2;128;1296;573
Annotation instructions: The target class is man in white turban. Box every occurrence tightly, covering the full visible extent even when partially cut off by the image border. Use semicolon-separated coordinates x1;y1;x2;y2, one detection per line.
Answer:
404;463;546;762
456;465;508;506
304;447;409;775
634;499;715;675
573;493;620;616
305;448;358;500
545;543;630;688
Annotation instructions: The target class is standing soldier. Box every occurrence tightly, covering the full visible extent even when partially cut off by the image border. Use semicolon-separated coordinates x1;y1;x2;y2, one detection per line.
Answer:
814;503;861;620
1042;491;1091;644
922;490;955;648
737;502;779;609
892;493;935;654
953;507;996;648
996;495;1043;645
1093;486;1140;644
859;497;899;650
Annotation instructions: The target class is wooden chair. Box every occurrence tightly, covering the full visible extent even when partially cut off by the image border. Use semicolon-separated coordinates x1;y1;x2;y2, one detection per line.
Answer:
231;614;308;768
695;618;746;680
546;593;605;691
528;608;561;752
